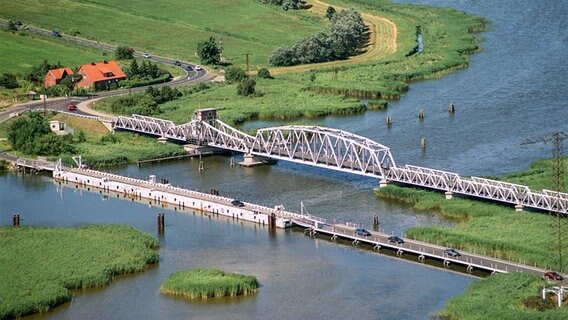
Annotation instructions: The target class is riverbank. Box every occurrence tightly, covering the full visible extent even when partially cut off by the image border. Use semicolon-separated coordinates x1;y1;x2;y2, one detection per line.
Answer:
0;225;158;319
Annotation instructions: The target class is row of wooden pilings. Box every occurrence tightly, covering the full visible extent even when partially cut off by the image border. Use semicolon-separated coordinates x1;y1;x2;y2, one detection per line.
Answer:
385;103;455;150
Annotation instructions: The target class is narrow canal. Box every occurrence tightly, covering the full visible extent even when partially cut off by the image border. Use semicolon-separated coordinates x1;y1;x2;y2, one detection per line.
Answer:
1;0;566;319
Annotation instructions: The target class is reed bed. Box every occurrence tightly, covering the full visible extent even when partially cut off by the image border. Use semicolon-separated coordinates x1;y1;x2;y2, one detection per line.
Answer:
160;269;259;300
0;225;159;319
439;273;568;319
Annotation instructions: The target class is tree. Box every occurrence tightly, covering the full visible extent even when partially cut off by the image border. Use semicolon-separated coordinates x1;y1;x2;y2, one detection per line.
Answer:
115;46;134;60
225;66;246;83
197;36;221;65
237;78;256;96
268;47;297;66
257;68;272;79
326;6;336;20
0;73;19;89
129;59;140;77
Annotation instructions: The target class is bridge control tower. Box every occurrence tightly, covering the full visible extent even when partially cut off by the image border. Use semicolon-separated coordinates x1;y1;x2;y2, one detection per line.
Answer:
193;108;217;126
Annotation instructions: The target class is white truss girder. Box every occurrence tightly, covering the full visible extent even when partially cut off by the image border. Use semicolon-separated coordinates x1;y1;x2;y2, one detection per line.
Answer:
113;115;567;214
250;125;396;178
386;165;567;214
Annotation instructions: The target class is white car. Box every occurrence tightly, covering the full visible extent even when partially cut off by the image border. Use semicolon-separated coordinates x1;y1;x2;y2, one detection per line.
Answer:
142;53;151;58
194;65;202;71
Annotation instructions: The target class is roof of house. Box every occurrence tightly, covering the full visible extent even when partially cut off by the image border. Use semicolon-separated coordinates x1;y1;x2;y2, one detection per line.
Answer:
46;67;74;80
76;60;126;87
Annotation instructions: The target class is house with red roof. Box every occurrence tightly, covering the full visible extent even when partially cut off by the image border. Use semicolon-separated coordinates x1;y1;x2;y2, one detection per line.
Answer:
44;67;74;88
75;60;126;90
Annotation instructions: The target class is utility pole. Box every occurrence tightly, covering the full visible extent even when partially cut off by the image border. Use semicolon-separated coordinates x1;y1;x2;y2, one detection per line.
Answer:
522;131;566;306
243;53;251;76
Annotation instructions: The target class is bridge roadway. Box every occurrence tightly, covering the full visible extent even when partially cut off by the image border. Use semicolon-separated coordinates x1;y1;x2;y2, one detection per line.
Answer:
46;161;551;278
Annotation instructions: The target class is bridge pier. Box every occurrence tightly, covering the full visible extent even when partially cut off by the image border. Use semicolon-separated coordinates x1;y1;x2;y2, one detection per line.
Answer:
515;204;524;212
239;154;275;167
379;179;389;188
445;191;453;200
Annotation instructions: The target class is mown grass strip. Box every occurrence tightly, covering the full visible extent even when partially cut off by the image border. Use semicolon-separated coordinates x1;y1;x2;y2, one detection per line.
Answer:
160;269;259;299
0;225;159;319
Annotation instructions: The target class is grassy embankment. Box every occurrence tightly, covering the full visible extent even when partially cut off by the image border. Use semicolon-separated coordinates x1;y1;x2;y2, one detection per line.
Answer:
160;269;259;299
376;158;568;318
0;225;159;319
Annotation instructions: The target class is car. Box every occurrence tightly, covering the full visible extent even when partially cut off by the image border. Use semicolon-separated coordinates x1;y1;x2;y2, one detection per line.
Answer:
194;65;202;71
387;235;404;244
143;53;151;58
443;248;461;257
354;228;371;237
544;271;564;281
231;199;245;207
67;103;77;111
51;30;61;37
186;65;193;71
173;60;182;66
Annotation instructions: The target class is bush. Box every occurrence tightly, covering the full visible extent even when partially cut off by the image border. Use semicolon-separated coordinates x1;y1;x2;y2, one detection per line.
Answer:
256;68;272;79
225;66;246;83
237;78;256;96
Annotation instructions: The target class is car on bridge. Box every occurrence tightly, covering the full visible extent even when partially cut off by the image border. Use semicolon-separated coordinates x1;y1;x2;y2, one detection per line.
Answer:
355;228;371;237
388;235;404;244
544;271;564;281
231;199;245;207
443;248;461;257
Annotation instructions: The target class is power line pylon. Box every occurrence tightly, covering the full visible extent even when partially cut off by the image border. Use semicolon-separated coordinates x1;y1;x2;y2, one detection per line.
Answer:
522;131;566;306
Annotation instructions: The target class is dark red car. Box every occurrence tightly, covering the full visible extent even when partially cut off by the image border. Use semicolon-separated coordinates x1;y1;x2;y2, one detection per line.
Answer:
544;271;564;281
67;103;77;111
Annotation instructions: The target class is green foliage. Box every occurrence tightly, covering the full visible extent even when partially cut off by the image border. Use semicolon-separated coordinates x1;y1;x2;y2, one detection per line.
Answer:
439;273;568;319
197;36;221;65
0;225;158;319
326;6;336;20
115;46;134;60
237;78;256;96
269;8;365;66
0;160;9;172
256;68;272;79
25;59;62;83
225;66;247;83
94;86;180;117
0;73;19;89
160;269;259;299
7;112;76;156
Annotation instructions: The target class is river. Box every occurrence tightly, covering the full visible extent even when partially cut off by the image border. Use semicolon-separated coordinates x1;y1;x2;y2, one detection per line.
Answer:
2;0;567;319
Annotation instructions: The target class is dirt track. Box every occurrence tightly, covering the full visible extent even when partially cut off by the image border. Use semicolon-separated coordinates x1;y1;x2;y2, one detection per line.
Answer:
269;0;397;75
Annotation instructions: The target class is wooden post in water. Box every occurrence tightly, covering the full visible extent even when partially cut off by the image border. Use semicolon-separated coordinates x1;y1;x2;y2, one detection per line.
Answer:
418;109;425;120
157;213;165;234
12;213;20;226
420;137;427;149
386;115;393;126
448;103;455;113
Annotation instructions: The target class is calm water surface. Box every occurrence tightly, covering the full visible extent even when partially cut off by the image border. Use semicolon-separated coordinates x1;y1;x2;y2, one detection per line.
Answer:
2;0;567;319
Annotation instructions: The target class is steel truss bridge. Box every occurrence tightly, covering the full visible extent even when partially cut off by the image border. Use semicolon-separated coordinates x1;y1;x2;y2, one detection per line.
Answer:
114;114;567;215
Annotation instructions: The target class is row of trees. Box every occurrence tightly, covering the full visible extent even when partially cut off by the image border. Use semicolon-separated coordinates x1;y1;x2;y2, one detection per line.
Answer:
269;8;366;66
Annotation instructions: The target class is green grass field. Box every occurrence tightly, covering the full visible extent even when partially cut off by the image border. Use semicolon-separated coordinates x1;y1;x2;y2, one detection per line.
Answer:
0;0;325;69
0;225;159;319
0;30;107;75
